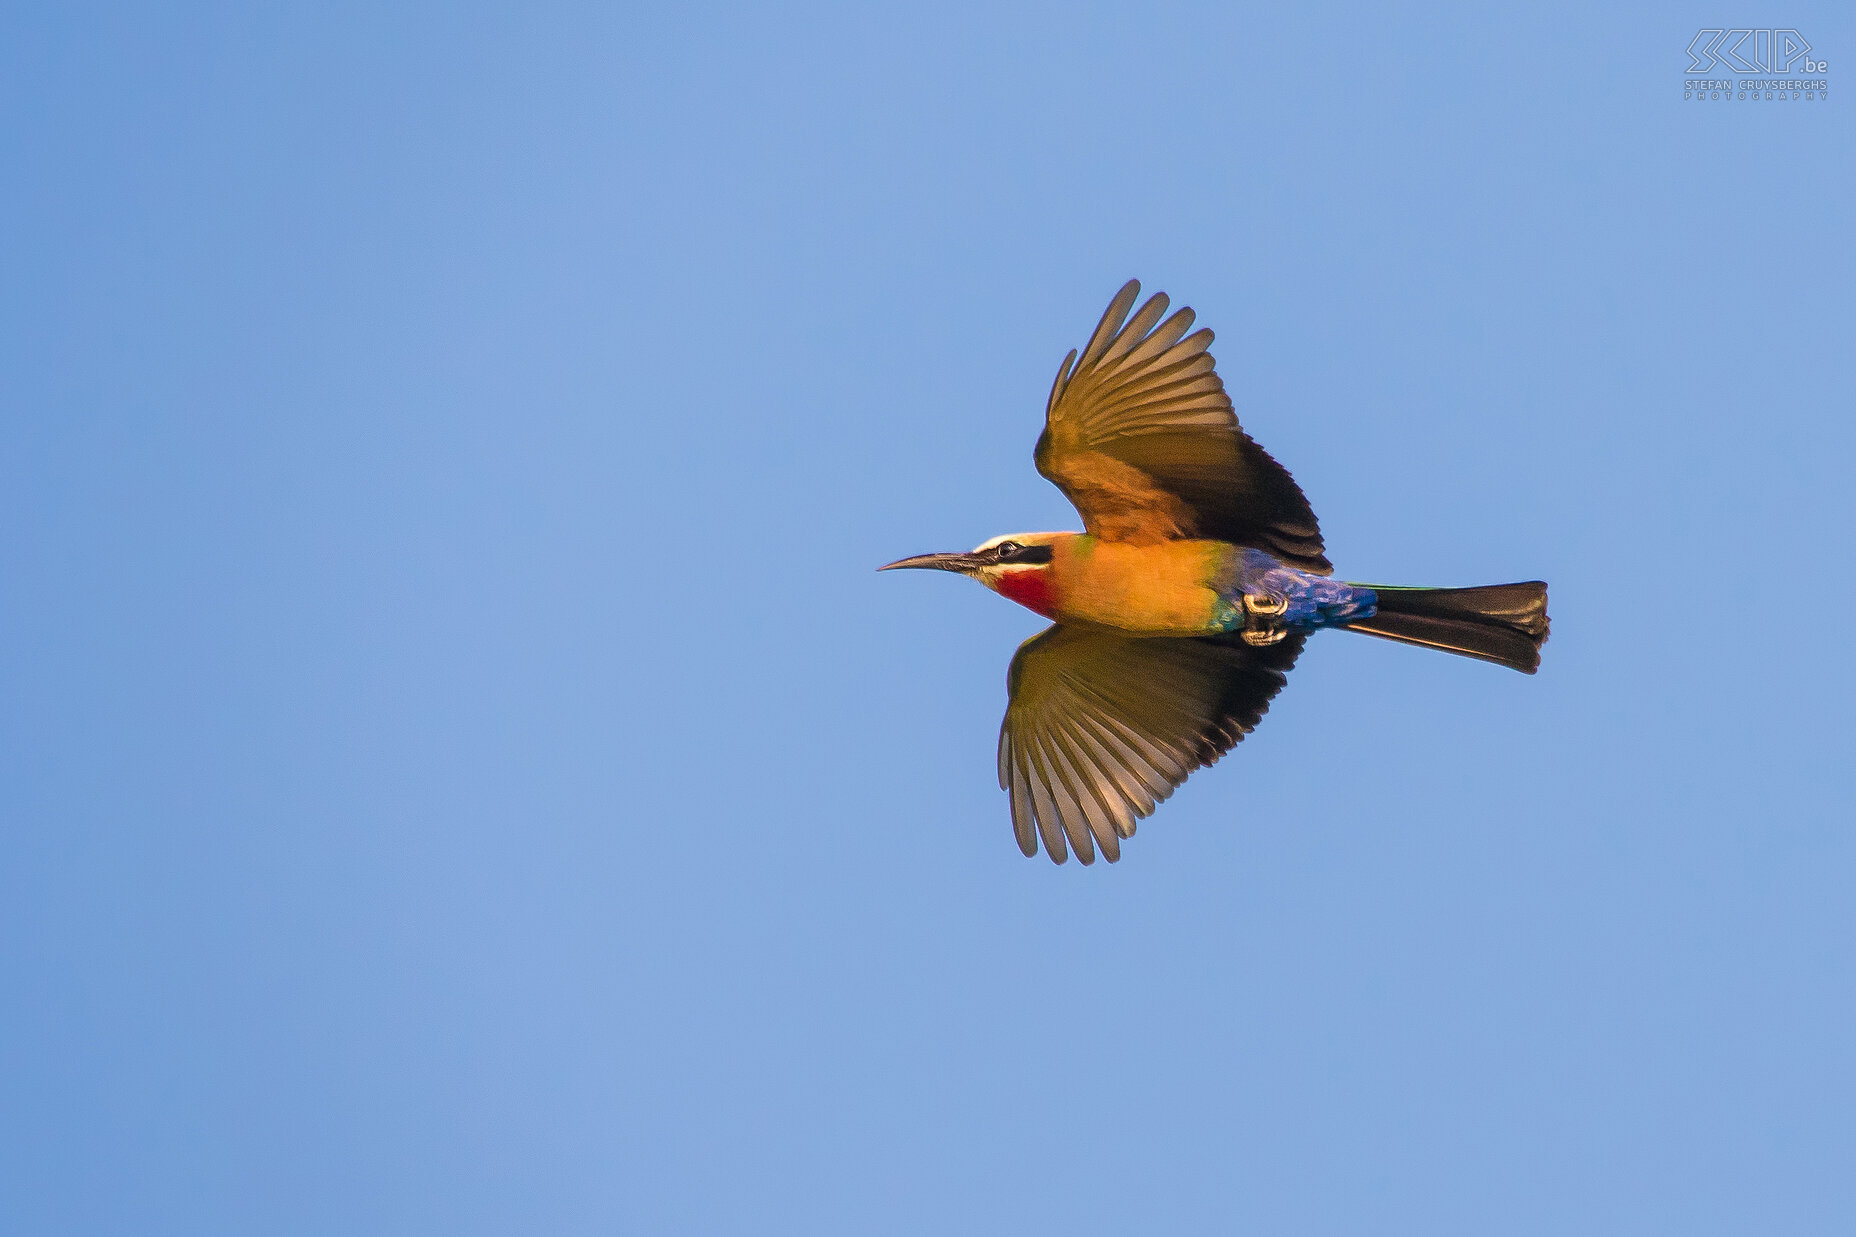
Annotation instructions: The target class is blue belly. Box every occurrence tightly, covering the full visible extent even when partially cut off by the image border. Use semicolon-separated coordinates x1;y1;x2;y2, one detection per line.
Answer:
1213;548;1377;633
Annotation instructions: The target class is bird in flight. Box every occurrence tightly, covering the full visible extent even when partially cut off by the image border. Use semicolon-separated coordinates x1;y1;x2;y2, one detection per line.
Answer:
881;280;1548;865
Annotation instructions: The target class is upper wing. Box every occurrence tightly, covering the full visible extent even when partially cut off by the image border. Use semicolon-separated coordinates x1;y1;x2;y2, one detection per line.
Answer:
997;624;1305;865
1037;279;1330;572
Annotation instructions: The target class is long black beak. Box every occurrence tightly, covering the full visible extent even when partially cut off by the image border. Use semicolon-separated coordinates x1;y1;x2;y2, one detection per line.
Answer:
877;551;983;574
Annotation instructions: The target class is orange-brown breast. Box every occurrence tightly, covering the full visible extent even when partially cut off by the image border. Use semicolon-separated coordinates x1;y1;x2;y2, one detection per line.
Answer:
1047;536;1235;634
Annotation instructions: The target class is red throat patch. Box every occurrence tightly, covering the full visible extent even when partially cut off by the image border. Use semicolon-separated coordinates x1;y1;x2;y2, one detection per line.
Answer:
993;567;1058;619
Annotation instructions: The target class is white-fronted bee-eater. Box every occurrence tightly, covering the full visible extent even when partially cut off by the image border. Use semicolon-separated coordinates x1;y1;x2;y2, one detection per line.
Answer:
882;280;1548;865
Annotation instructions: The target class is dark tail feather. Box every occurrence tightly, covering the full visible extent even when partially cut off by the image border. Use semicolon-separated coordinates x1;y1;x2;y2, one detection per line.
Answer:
1343;581;1549;674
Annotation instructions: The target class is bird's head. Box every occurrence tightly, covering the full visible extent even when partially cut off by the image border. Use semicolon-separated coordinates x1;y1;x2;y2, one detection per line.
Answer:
879;531;1072;618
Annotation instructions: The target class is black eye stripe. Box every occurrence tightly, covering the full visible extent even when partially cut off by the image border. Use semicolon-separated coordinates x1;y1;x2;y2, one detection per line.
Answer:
992;543;1053;565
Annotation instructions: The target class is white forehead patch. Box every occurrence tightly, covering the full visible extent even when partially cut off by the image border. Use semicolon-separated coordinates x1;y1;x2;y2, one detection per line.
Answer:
970;531;1069;553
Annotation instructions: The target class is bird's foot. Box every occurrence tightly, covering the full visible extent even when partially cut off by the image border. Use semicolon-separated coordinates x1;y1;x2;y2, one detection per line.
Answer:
1240;624;1288;647
1243;591;1288;618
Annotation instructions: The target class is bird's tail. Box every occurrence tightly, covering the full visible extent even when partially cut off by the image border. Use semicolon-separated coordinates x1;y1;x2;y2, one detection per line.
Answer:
1342;581;1549;674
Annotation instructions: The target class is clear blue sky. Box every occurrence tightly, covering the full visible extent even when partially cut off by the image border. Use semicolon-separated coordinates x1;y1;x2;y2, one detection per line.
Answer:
3;4;1852;1233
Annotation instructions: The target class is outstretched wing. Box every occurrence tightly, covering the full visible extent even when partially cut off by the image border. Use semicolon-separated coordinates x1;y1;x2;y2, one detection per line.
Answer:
1037;279;1329;572
997;624;1305;865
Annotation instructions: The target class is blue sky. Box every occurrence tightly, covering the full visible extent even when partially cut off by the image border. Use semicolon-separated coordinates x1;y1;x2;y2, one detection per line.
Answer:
3;4;1852;1233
